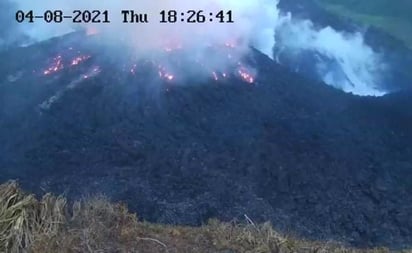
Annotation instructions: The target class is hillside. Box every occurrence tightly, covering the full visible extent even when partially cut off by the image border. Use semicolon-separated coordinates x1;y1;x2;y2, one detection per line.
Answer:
315;0;412;49
1;31;412;249
0;181;402;253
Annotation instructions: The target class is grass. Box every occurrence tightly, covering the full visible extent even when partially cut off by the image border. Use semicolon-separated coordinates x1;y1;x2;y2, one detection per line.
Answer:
0;181;409;253
315;0;412;49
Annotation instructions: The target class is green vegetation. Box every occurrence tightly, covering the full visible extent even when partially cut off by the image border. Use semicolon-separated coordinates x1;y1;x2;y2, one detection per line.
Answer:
315;0;412;49
1;181;409;253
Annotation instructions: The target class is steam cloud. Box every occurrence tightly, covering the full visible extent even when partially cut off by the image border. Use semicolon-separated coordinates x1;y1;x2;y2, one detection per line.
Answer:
10;0;280;57
274;14;388;96
4;0;389;96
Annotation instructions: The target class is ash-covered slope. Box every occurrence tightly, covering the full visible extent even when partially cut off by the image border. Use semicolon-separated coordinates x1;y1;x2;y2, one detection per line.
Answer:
1;32;412;248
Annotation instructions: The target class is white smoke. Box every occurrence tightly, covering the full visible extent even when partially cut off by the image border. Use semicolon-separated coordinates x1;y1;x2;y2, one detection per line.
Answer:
12;0;280;58
9;0;388;96
274;13;387;96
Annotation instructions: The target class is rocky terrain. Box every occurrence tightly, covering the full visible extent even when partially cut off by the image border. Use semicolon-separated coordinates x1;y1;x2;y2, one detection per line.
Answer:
0;30;412;249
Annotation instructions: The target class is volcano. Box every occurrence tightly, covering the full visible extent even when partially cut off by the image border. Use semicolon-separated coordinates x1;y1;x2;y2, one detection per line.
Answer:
1;31;412;248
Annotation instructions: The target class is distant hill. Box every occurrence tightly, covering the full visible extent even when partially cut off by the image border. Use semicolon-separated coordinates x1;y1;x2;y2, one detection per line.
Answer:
315;0;412;48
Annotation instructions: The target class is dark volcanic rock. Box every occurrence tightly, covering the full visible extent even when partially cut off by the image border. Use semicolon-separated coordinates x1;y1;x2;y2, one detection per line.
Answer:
0;33;412;249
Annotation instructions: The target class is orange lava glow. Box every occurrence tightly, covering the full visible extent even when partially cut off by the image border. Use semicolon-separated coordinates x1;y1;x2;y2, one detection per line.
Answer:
43;55;64;75
71;55;91;66
42;54;92;76
237;67;255;84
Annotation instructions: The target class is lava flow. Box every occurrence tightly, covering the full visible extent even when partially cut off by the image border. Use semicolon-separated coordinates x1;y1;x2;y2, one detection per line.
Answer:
71;55;91;66
41;50;92;76
43;55;64;75
237;66;255;84
37;32;257;87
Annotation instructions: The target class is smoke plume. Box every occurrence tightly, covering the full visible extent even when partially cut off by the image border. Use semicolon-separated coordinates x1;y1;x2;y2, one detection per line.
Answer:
9;0;279;57
5;0;390;96
274;14;388;96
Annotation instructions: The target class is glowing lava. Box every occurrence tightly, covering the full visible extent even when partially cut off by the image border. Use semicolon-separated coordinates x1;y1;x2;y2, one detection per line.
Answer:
41;53;92;76
237;66;255;84
71;55;91;66
38;36;256;87
157;65;175;82
43;55;64;75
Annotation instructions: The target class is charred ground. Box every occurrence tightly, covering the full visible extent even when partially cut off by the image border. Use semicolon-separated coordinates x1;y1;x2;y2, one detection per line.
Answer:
0;32;412;249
